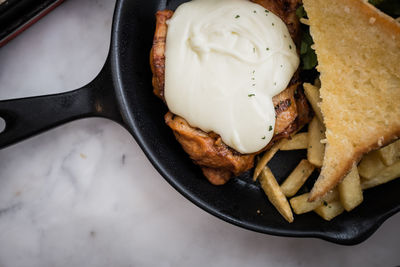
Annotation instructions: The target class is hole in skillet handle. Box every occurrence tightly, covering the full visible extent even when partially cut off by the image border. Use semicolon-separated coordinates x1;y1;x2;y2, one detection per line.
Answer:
0;117;6;133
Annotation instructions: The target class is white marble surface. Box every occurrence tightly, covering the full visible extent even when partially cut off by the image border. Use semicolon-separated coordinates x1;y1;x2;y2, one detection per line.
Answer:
0;0;399;266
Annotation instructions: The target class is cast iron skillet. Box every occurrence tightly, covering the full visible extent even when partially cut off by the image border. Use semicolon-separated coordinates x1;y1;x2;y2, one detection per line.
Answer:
0;0;399;245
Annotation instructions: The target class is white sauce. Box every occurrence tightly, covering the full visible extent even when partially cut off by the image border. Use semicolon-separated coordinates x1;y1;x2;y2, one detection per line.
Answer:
164;0;299;154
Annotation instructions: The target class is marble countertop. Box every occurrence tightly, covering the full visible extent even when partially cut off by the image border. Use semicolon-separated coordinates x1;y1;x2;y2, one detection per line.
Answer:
0;0;399;266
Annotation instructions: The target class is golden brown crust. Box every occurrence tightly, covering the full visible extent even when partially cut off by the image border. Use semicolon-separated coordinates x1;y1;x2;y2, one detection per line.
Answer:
164;88;311;186
150;8;305;137
165;112;255;185
350;0;400;38
201;168;232;185
304;0;400;201
151;2;309;184
310;130;400;201
251;0;302;45
150;10;173;101
273;82;298;135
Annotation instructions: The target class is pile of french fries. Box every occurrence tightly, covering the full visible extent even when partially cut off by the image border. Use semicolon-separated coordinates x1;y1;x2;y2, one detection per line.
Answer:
254;82;400;222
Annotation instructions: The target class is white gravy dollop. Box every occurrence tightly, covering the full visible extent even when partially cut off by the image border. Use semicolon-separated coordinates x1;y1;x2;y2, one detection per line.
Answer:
164;0;299;154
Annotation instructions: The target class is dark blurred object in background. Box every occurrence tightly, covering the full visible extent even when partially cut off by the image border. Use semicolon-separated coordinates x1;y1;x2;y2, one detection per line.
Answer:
0;0;65;47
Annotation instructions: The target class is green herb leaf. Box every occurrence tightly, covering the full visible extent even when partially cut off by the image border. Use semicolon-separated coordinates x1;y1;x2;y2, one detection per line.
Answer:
296;5;306;18
300;41;308;55
248;93;255;97
235;15;240;19
296;5;319;70
300;27;318;70
269;125;273;131
302;48;318;70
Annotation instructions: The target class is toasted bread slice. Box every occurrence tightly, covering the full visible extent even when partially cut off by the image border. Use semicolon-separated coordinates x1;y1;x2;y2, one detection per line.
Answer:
303;0;400;201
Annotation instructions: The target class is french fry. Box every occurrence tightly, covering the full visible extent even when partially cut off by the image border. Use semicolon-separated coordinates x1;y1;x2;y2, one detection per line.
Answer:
281;159;315;197
377;139;400;166
253;139;286;180
259;167;294;223
357;151;386;179
307;117;325;168
314;200;344;221
361;160;400;190
303;83;323;123
300;17;310;25
280;133;308;151
338;165;363;211
289;189;339;215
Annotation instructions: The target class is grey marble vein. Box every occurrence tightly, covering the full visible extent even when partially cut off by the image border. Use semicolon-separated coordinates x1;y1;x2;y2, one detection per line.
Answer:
0;0;399;266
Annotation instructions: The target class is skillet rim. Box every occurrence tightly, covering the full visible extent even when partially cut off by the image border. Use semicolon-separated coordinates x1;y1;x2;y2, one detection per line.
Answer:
108;0;400;245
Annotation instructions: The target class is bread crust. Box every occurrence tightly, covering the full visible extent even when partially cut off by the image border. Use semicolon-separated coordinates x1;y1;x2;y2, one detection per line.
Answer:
310;130;400;201
350;0;400;38
303;0;400;201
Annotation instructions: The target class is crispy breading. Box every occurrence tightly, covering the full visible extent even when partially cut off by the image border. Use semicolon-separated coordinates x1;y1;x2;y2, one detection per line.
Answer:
150;1;311;184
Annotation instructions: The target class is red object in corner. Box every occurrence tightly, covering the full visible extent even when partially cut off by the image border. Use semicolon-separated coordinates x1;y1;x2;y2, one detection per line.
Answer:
0;0;65;47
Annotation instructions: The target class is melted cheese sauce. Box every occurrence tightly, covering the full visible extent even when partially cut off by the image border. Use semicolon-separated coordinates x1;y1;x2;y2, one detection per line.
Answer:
164;0;299;154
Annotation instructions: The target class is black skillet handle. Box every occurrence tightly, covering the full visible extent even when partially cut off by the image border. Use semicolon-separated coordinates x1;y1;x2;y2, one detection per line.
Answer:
0;57;123;149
